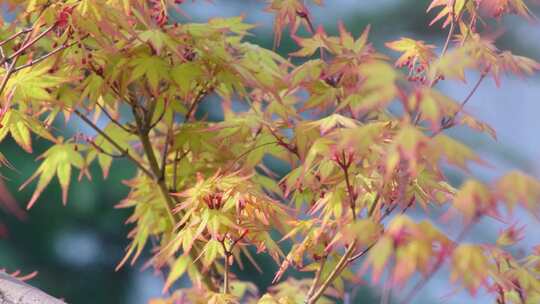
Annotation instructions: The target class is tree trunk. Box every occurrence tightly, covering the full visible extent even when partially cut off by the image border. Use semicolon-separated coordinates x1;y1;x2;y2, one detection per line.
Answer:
0;272;65;304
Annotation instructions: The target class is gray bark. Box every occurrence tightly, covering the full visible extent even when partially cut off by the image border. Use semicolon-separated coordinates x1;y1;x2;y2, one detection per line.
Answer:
0;272;66;304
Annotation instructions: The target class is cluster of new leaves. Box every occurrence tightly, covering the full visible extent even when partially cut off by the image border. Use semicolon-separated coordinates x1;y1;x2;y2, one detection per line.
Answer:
0;0;540;303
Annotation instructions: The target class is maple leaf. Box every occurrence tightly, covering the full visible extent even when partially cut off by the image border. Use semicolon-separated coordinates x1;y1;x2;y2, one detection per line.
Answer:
363;236;394;282
493;51;540;82
428;43;476;82
450;244;491;294
86;123;137;178
453;179;496;221
459;113;497;140
386;125;428;176
0;110;55;153
337;22;371;55
347;61;399;114
7;63;66;102
480;0;534;19
428;134;482;170
2;0;540;301
386;37;436;68
449;35;540;85
266;0;318;48
427;0;468;27
290;26;337;57
139;29;178;55
19;142;86;209
163;255;193;292
495;171;540;215
129;53;170;92
407;88;461;132
496;223;525;247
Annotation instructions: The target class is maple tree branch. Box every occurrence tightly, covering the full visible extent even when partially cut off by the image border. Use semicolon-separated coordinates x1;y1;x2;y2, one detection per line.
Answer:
347;241;377;263
184;99;199;121
218;230;247;294
265;124;299;158
94;101;132;134
72;109;154;178
0;46;9;69
185;83;210;121
440;0;459;58
86;138;127;158
303;193;382;302
0;25;55;66
131;103;219;292
223;253;230;294
0;53;21;98
148;103;168;130
0;48;6;66
367;193;381;217
496;283;506;304
0;31;33;97
218;239;232;294
458;70;487;110
307;240;358;304
339;151;357;219
0;28;32;47
416;1;469;124
172;150;180;191
224;141;279;173
13;37;84;73
434;70;488;136
131;106;177;223
160;128;172;180
440;21;455;58
306;257;326;300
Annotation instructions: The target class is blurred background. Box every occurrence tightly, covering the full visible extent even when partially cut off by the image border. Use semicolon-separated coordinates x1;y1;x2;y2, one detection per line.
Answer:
0;1;539;303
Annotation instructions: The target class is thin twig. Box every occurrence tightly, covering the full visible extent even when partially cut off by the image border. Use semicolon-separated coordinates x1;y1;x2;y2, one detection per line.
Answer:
1;25;55;66
307;240;358;304
415;1;463;124
446;71;487;124
148;104;168;130
340;151;357;219
73;109;154;178
0;31;33;96
265;124;299;157
218;230;248;294
440;0;458;58
347;241;377;263
230;229;249;250
223;141;279;173
0;27;32;47
94;101;132;133
433;70;488;136
13;37;84;72
160;128;172;180
86;139;127;158
219;239;231;294
0;55;20;97
367;193;381;218
185;85;209;121
0;46;9;69
306;258;327;301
